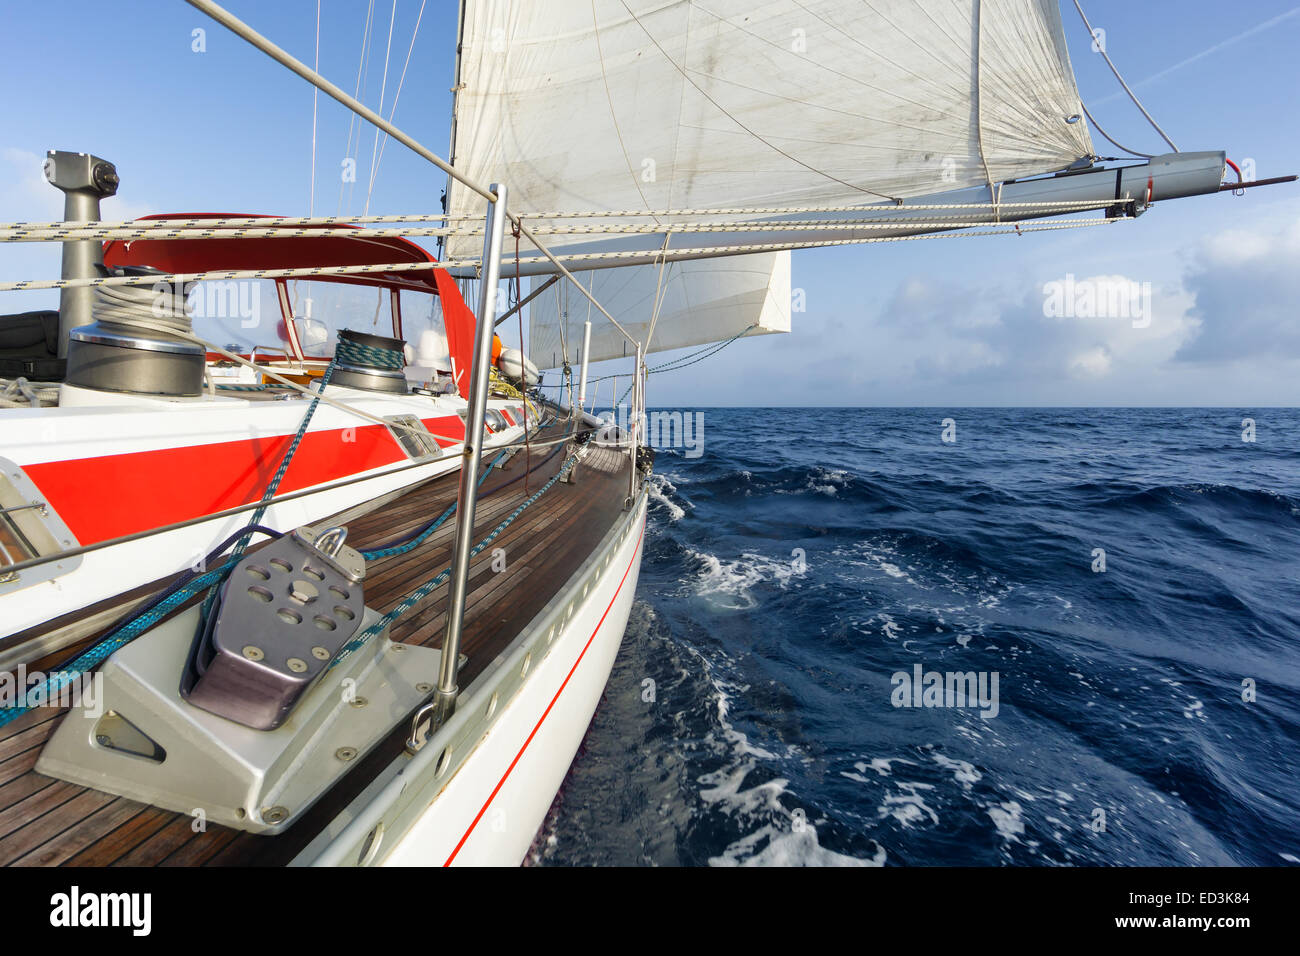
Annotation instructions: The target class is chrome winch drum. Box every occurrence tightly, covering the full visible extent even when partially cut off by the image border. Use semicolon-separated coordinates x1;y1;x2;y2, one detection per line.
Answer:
331;329;409;394
65;267;205;396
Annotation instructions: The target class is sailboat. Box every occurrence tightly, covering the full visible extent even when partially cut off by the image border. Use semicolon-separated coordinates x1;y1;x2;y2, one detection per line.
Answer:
0;0;1288;867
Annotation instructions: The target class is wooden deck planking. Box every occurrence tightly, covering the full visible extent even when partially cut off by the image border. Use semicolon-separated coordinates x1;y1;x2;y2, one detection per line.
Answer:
0;419;633;867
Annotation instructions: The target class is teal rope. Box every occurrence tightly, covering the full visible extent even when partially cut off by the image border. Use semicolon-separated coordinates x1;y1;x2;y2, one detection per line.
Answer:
335;337;404;371
0;554;241;729
359;451;506;562
328;453;579;672
200;345;341;617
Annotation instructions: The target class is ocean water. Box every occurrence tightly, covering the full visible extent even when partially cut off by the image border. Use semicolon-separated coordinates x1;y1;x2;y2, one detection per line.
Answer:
529;408;1300;867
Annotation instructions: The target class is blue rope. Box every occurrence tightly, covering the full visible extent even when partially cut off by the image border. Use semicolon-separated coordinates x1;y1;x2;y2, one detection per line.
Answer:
328;453;578;672
0;522;282;728
199;345;341;618
335;337;404;371
359;451;507;562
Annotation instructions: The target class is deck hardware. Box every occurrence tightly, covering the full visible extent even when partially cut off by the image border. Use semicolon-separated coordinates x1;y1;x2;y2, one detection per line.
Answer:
357;823;385;866
37;604;442;834
437;183;509;726
182;526;367;730
416;682;433;694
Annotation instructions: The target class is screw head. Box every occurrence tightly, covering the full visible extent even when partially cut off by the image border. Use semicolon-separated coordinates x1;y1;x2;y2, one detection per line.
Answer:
262;805;289;823
242;645;264;662
288;579;320;604
335;746;358;761
286;657;308;673
416;682;433;694
311;646;331;660
349;696;368;708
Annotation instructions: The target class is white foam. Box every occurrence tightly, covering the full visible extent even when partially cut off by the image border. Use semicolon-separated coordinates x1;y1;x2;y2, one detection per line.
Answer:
933;753;982;788
685;547;800;611
711;824;886;867
878;782;939;828
988;800;1026;841
646;474;686;522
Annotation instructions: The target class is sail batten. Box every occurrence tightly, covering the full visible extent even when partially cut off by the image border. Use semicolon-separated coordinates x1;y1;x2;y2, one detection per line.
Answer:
448;0;1093;259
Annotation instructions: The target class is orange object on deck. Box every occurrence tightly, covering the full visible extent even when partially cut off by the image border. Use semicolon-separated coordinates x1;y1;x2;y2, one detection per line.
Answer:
491;334;504;365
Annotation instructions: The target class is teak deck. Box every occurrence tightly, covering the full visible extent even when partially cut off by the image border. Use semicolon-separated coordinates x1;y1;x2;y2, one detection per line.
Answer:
0;418;631;866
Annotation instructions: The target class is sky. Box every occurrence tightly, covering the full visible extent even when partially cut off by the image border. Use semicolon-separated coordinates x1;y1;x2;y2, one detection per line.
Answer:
1;0;1297;406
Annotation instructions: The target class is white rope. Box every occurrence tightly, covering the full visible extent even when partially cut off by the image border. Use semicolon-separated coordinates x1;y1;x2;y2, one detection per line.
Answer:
0;200;1110;237
500;199;1119;218
0;259;478;293
0;217;1127;293
503;218;1127;265
0;210;1122;243
1071;0;1179;153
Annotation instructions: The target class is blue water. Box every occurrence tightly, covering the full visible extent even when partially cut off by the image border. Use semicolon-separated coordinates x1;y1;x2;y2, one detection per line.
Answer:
529;408;1300;866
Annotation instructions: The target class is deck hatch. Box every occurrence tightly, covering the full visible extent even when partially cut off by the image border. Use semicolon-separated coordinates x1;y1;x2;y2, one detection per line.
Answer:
385;415;443;461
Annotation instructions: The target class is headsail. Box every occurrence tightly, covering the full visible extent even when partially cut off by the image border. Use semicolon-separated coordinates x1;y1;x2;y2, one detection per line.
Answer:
447;0;1094;260
528;251;790;367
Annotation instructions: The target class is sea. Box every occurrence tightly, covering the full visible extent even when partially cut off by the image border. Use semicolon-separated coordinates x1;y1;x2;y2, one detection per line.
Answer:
529;407;1300;867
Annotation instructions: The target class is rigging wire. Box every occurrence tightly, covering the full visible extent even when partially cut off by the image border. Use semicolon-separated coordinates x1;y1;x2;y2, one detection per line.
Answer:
370;0;429;199
1078;100;1155;160
309;0;320;216
363;0;399;217
1070;0;1180;154
338;0;377;217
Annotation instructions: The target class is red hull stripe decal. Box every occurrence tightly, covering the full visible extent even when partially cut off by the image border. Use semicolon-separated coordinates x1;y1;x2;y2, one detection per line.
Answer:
444;516;645;866
22;415;465;546
499;409;516;427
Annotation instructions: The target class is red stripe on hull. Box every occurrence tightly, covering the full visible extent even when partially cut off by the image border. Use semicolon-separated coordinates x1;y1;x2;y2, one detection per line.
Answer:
23;414;465;545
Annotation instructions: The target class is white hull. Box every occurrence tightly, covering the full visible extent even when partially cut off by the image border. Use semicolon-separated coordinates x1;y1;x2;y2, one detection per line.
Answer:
304;488;647;867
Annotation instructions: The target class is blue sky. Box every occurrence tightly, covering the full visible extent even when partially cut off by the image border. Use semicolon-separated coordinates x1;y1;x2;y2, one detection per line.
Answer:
2;0;1297;405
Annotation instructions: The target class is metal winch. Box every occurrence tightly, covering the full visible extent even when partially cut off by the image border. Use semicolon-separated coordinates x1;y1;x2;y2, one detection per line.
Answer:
330;328;410;394
64;269;206;397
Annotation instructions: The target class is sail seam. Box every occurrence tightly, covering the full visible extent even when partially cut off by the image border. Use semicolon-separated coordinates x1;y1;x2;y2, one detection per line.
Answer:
973;0;1000;223
616;0;900;203
592;0;659;223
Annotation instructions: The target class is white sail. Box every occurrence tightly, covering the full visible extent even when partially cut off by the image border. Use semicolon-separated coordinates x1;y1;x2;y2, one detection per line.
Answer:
529;251;790;367
448;0;1094;260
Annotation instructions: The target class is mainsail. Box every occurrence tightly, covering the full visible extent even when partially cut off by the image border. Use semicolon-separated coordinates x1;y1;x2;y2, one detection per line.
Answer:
529;251;790;367
447;0;1094;261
